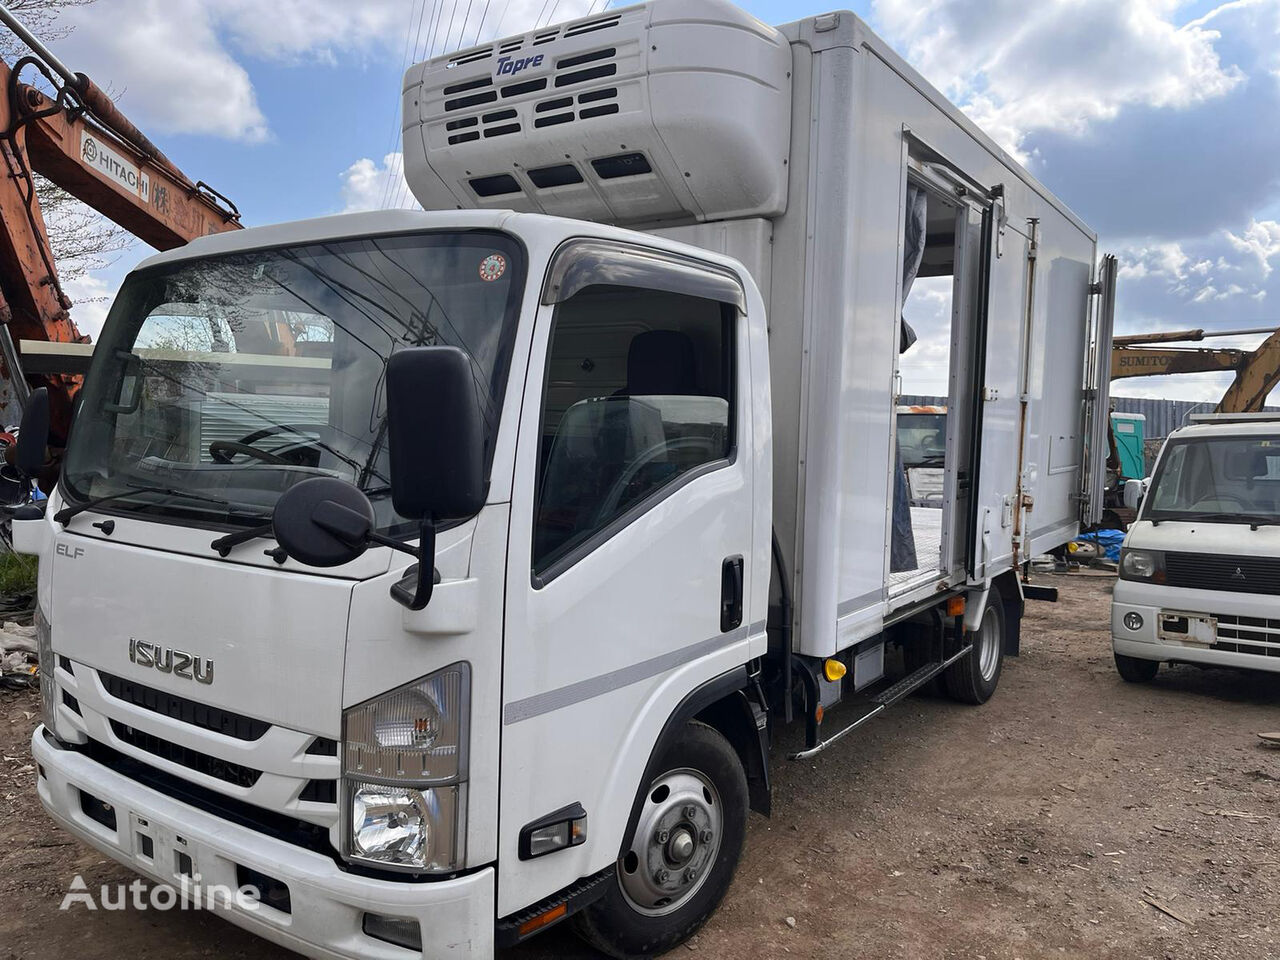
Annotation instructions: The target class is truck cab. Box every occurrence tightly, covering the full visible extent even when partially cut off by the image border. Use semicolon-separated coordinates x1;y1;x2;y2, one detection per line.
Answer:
1113;415;1280;681
18;208;771;957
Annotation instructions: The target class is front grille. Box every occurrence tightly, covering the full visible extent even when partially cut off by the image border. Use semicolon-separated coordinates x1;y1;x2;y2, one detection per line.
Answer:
83;738;334;857
99;671;270;741
1213;614;1280;658
1164;552;1280;596
109;720;261;788
299;779;337;803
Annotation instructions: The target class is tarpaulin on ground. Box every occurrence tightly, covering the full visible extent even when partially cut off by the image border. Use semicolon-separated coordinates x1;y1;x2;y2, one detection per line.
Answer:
1075;529;1125;562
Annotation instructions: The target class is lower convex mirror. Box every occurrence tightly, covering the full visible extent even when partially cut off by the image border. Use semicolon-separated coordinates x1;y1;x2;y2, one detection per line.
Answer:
272;477;376;567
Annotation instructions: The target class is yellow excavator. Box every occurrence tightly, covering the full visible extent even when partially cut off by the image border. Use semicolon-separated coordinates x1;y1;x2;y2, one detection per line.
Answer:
1111;325;1280;412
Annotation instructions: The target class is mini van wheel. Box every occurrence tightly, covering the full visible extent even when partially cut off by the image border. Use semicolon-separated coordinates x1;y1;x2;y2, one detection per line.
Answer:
1115;653;1159;683
572;722;748;958
945;585;1005;704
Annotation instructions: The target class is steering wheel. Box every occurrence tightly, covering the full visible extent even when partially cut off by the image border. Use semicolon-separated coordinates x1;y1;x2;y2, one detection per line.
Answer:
209;423;328;466
593;436;719;525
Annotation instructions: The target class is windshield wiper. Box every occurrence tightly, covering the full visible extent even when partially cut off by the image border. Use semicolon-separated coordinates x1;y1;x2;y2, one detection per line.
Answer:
210;521;274;558
1154;511;1280;529
54;482;255;526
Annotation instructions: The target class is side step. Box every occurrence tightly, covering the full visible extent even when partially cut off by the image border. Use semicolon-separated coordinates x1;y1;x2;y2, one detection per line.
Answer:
788;644;973;760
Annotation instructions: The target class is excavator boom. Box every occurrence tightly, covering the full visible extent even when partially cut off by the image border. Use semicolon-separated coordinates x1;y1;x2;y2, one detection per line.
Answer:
1112;328;1280;414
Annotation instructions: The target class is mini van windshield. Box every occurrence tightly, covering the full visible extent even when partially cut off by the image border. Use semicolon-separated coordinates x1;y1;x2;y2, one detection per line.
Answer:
1145;434;1280;524
62;231;525;531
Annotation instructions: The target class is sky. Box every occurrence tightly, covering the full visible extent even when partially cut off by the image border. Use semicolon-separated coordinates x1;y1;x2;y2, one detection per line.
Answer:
19;0;1280;404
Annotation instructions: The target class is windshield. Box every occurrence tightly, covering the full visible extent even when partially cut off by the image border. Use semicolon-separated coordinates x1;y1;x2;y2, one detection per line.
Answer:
897;413;947;467
62;231;525;531
1145;434;1280;523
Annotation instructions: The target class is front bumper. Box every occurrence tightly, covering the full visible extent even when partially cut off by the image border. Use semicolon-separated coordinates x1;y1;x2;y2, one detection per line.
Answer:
33;727;495;959
1111;581;1280;675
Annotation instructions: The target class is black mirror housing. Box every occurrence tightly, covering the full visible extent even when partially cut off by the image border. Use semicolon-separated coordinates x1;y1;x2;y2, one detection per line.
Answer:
386;346;486;522
14;387;50;479
271;477;375;568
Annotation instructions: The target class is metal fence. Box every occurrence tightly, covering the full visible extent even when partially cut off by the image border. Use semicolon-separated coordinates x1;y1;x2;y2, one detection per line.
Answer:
900;394;1278;441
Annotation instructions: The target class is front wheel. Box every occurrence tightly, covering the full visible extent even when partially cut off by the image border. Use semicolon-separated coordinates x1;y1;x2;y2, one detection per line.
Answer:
1115;653;1160;683
572;722;748;958
945;585;1006;704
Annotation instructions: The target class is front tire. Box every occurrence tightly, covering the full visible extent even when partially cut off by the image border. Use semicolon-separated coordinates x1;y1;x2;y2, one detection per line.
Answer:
945;586;1006;704
572;721;748;958
1115;653;1159;683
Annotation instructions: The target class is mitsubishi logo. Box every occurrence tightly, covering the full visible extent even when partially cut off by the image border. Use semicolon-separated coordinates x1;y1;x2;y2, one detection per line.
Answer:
1232;567;1247;581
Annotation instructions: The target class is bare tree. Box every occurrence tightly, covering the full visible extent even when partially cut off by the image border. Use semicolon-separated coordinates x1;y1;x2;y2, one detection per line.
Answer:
2;0;133;295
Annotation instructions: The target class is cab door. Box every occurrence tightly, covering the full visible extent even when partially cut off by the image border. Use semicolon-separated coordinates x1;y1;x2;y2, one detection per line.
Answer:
496;240;767;916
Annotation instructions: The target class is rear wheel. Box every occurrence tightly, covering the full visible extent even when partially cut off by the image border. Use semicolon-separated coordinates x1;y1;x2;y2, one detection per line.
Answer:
1115;653;1160;683
572;722;748;958
945;586;1006;704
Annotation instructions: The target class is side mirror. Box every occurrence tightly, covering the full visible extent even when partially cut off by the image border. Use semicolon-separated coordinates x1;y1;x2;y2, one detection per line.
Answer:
1123;478;1144;511
270;476;437;610
14;387;50;479
385;346;486;523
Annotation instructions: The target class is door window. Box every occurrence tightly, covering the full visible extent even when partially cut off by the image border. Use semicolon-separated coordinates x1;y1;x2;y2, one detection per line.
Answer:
533;285;735;576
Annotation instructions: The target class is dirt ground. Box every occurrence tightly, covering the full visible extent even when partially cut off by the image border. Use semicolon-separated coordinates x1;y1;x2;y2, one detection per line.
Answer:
1;572;1277;960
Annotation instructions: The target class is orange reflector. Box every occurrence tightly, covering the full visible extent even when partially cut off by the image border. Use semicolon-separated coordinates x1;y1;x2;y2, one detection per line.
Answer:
823;658;847;682
947;596;966;618
815;704;825;725
518;902;567;939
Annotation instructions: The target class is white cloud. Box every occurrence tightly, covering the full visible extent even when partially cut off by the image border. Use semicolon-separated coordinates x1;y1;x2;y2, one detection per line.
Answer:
217;0;406;64
340;152;418;213
64;273;112;339
1225;220;1280;278
47;0;611;147
49;0;267;142
872;0;1243;156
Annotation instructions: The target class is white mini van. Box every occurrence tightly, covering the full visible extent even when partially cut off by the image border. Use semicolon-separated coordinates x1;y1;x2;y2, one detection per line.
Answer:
1112;415;1280;681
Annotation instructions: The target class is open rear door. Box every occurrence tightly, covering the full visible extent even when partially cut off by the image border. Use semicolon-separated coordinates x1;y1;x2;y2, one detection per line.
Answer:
1080;253;1117;527
965;193;1035;583
963;204;996;582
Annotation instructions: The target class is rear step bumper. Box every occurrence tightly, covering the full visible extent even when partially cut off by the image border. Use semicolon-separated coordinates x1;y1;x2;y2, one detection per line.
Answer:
33;727;495;959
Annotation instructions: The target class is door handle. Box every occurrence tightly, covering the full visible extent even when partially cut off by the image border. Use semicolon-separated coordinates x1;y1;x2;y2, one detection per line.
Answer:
720;556;744;633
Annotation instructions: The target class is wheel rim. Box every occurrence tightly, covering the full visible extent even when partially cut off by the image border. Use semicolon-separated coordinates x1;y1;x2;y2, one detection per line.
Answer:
618;768;723;917
977;604;1002;682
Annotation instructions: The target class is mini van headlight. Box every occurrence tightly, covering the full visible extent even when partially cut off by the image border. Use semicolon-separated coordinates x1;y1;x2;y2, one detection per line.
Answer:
342;663;470;872
1120;548;1165;582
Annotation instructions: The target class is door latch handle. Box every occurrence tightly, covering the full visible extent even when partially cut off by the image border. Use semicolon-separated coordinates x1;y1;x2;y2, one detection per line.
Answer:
721;556;744;633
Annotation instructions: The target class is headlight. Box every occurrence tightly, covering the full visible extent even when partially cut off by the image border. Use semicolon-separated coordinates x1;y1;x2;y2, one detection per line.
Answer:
349;782;463;872
342;663;470;872
1119;548;1164;582
35;607;56;734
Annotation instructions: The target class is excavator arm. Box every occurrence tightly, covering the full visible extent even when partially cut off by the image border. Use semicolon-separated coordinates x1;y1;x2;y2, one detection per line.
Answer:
1111;326;1280;414
0;52;242;440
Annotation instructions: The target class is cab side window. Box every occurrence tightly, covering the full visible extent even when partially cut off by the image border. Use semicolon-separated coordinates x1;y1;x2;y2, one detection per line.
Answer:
533;285;735;576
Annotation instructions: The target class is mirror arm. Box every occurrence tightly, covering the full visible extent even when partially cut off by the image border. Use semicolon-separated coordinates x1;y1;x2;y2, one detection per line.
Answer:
368;530;421;559
389;519;436;611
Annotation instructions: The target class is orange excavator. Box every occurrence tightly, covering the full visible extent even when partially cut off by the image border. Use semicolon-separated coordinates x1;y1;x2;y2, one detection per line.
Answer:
0;3;241;447
1111;325;1280;412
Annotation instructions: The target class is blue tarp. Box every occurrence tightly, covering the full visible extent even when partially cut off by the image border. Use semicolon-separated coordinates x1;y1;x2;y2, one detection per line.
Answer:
1076;529;1125;562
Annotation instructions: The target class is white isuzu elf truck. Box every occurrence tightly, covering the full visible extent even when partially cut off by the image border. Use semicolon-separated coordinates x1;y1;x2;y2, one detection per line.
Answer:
13;2;1115;957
